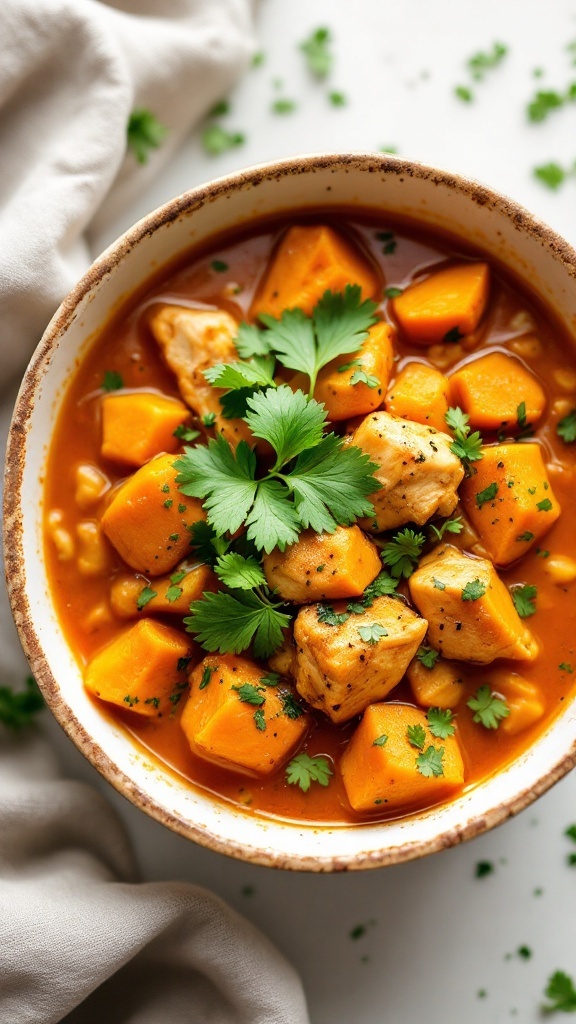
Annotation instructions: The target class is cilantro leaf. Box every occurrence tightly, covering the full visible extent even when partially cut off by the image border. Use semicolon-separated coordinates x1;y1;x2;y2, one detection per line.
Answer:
461;578;486;601
0;676;44;730
382;527;426;579
362;570;399;602
260;672;281;687
232;683;266;705
429;516;464;542
214;553;267;591
287;434;380;533
280;692;304;719
165;585;182;603
202;124;245;156
350;368;380;389
174;424;200;442
317;604;350;627
244;478;301;553
219;386;257;420
558;408;576;443
357;623;388;644
511;583;538;618
102;371;123;392
235;322;272;358
185;590;291;658
427;707;456;739
254;708;266;731
445;406;483;470
245;386;327;467
445;407;470;433
136;586;157;609
286;753;333;792
299;27;333;77
476;482;498;508
416;646;440;670
188;521;229;565
467;685;510;729
534;162;567;190
537;498;553;512
416;745;445;777
174;436;257;536
407;724;426;750
543;971;576;1013
127;109;167;164
199;665;215;690
204;357;276;390
373;734;388;747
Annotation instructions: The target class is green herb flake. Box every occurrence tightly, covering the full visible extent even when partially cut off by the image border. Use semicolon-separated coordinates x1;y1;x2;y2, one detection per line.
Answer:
199;665;216;690
136;586;157;610
543;971;576;1013
285;752;333;792
0;676;44;730
202;413;217;428
144;697;160;709
429;516;464;542
123;694;140;707
209;100;230;118
527;89;565;122
516;531;534;542
406;723;426;750
253;708;266;732
467;42;508;80
475;860;494;878
427;707;455;739
559;663;574;673
382;527;425;579
416;646;440;670
173;424;201;442
163;498;173;509
461;578;487;602
357;623;389;644
372;734;388;747
517;946;532;960
536;547;550;558
127;108;167;164
211;259;228;273
476;482;498;508
272;98;297;115
433;578;446;591
385;286;404;298
317;604;350;627
231;683;266;706
416;745;445;777
329;90;346;106
536;498;553;512
565;824;576;842
511;584;537;618
455;85;473;102
178;504;187;514
260;672;280;687
102;370;124;392
201;124;245;156
558;408;576;443
281;692;304;719
467;685;510;729
177;656;192;673
350;369;381;389
300;27;333;78
165;584;182;603
251;51;265;67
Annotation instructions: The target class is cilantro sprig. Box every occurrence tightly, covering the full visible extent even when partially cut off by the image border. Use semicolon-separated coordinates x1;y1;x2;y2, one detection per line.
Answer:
467;685;510;729
445;407;484;471
382;527;426;579
286;753;333;792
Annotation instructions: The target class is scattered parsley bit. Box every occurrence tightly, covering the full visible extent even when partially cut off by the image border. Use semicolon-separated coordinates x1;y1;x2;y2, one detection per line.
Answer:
253;708;266;731
202;413;217;428
559;663;574;673
407;723;426;750
475;860;494;878
329;91;346;106
285;753;333;792
317;604;350;627
467;685;510;729
174;424;201;442
177;656;192;672
362;571;399;602
535;160;570;191
565;824;576;842
527;88;567;122
201;124;245;156
537;497;553;512
211;259;228;272
517;531;534;542
168;533;179;542
316;564;326;572
300;27;333;78
165;584;182;603
136;586;157;610
0;676;44;730
163;498;173;509
433;578;446;591
517;945;532;960
444;326;464;344
382;527;426;579
376;230;397;255
455;85;473;102
511;583;537;618
102;370;123;391
427;707;455;739
536;547;550;558
127;108;167;164
461;578;486;602
445;407;483;470
209;100;230;118
337;358;362;374
144;696;160;709
350;924;367;940
416;745;445;777
429;516;464;542
161;484;170;494
373;734;388;747
260;672;280;687
232;683;266;706
199;665;216;690
357;623;388;644
350;369;380;389
124;695;139;707
272;98;297;115
385;286;404;298
558;408;576;443
476;482;498;508
543;971;576;1013
251;51;265;67
379;145;398;154
467;42;508;81
281;692;304;719
417;646;440;670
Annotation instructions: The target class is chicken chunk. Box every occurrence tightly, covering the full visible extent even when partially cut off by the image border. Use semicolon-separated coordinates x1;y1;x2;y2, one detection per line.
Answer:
293;595;427;722
352;412;464;532
408;543;538;663
148;304;252;447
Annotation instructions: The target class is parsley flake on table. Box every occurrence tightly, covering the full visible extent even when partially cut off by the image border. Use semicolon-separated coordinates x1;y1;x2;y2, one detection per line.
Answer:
201;124;245;156
527;88;566;122
357;623;389;644
416;646;440;670
416;745;445;778
461;578;486;601
455;85;474;103
382;527;426;579
475;860;494;878
557;408;576;443
511;583;538;618
272;98;297;115
542;971;576;1013
0;676;44;730
329;91;346;106
427;707;455;739
467;685;510;729
102;370;123;391
299;27;333;78
467;42;508;81
406;723;426;750
285;753;333;792
127;109;167;164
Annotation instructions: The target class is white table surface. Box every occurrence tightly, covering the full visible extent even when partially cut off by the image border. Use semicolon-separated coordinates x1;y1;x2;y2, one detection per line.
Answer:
9;1;576;1021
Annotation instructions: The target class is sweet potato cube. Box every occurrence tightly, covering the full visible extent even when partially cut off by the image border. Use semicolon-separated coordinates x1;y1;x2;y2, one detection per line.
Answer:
459;443;560;566
313;322;395;421
110;561;217;619
408;543;538;663
487;670;545;737
341;703;464;812
101;392;189;467
148;305;253;448
293;596;427;722
385;362;450;432
391;262;489;345
181;655;308;776
251;225;379;319
352;412;464;532
263;526;381;603
449;352;546;431
406;654;464;708
101;453;206;575
84;618;191;716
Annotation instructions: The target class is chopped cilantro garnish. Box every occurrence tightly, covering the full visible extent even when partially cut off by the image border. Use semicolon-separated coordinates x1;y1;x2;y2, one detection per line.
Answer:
406;724;426;750
362;571;399;602
185;588;291;660
416;646;440;670
251;51;265;67
527;89;566;122
416;745;445;777
517;946;532;960
372;734;388;747
300;27;333;78
559;663;574;673
467;685;510;729
286;752;333;792
429;516;464;542
199;665;216;690
177;656;192;673
427;707;455;739
123;694;139;707
232;683;266;706
102;371;123;391
558;408;576;443
382;527;425;579
136;586;157;610
517;531;534;542
476;482;498;508
461;578;486;601
211;259;228;272
357;623;388;644
127;109;167;164
202;413;217;428
165;584;182;603
511;584;537;618
385;286;404;298
163;499;173;509
280;692;304;719
317;604;350;627
433;578;446;591
0;676;44;730
174;424;201;442
467;42;508;80
144;697;160;709
260;672;280;687
537;498;553;512
253;708;266;732
445;406;483;470
350;368;380;389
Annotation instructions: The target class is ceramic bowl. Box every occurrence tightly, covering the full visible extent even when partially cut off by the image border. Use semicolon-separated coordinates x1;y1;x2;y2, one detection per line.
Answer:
5;153;576;871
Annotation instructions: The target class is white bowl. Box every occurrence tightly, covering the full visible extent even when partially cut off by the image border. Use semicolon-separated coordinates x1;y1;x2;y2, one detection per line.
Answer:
5;153;576;870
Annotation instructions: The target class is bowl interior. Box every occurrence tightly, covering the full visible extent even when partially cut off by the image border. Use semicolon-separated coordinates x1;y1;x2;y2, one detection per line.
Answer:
6;154;576;870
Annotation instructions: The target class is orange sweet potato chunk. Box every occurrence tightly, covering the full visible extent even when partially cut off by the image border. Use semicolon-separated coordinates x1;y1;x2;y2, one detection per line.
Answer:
84;618;191;716
385;362;450;432
313;322;395;421
391;262;490;345
486;669;545;737
110;561;217;619
341;703;464;813
459;443;560;565
406;654;465;708
263;526;381;603
448;351;546;430
251;225;379;319
101;453;206;575
101;392;189;468
181;655;309;776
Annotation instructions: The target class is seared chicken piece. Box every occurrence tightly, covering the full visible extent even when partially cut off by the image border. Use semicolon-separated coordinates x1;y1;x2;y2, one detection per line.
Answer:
352;411;464;532
148;305;252;447
408;543;538;664
293;595;427;723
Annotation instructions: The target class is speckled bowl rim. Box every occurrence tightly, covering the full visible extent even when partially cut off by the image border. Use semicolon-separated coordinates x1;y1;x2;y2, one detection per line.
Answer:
5;151;576;872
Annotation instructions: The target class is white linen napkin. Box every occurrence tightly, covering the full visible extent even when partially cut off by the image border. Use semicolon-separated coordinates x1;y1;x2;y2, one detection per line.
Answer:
0;2;310;1021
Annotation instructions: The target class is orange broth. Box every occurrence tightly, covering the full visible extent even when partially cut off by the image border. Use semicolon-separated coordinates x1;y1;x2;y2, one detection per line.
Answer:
44;212;576;824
